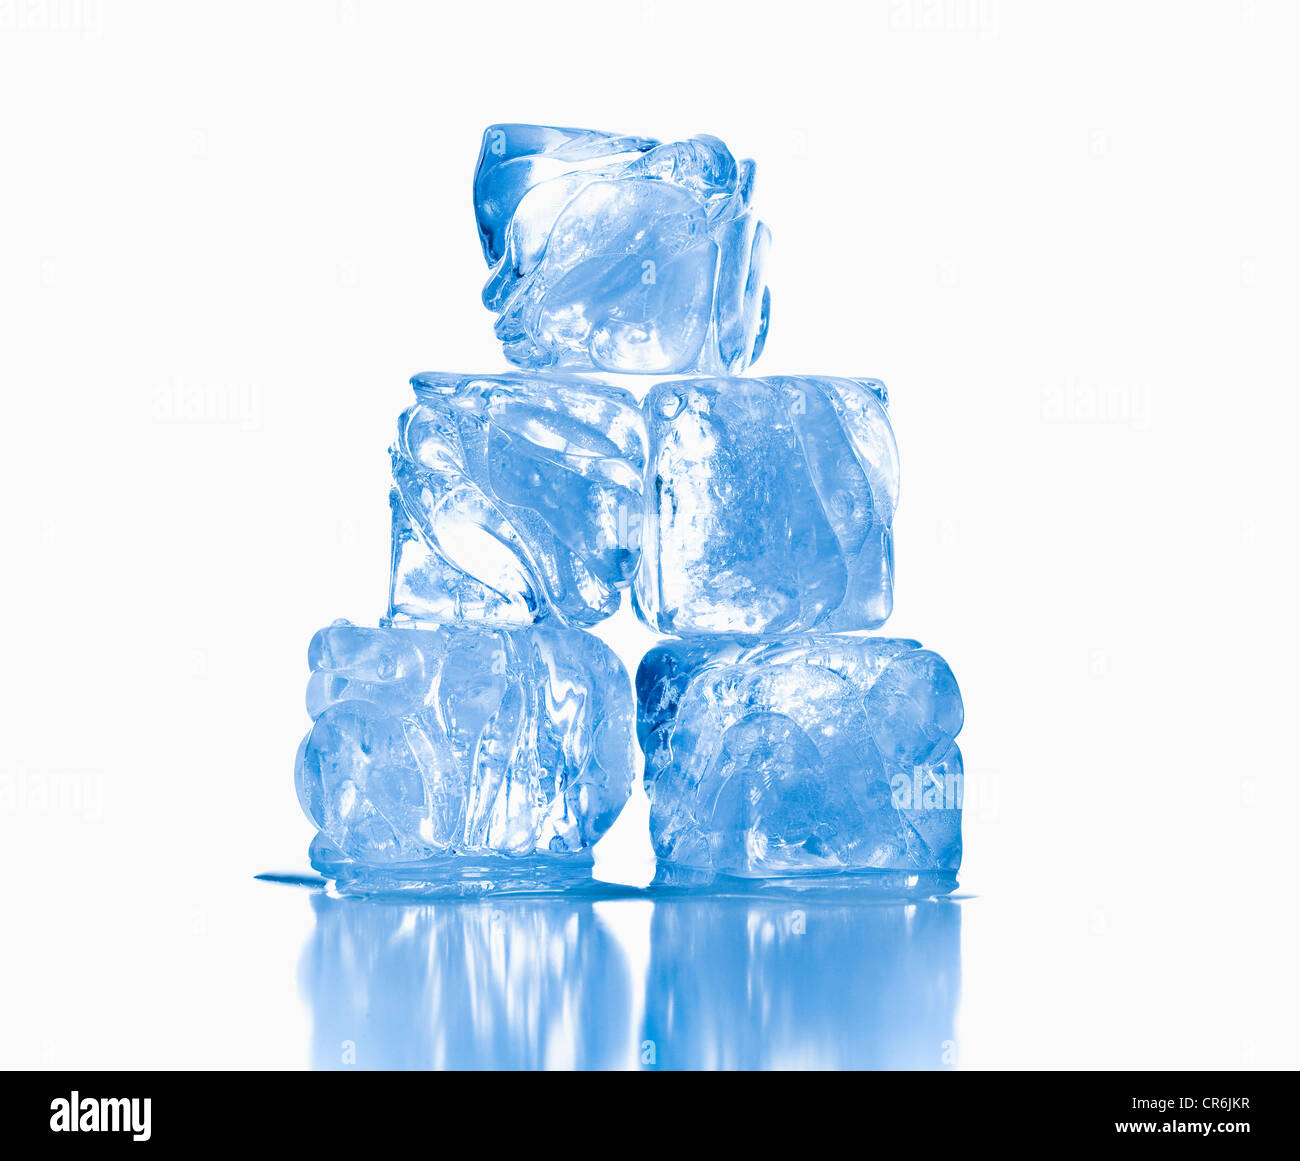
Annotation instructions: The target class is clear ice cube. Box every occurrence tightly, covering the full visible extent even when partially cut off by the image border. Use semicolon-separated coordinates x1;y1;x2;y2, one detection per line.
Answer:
636;635;963;878
295;620;636;872
474;124;770;375
388;371;645;628
635;376;898;635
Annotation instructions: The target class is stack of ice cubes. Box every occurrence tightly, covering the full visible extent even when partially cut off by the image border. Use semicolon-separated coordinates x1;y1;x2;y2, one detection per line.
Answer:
294;124;964;896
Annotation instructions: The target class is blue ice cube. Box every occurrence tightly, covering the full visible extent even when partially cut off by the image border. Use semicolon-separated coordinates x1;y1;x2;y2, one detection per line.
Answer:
635;376;898;636
388;371;645;628
295;620;636;881
474;124;770;375
636;635;963;879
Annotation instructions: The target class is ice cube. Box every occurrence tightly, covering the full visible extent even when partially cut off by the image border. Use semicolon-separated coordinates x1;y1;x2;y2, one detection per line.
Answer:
637;635;963;878
474;124;770;375
635;375;897;635
389;371;645;628
295;620;636;881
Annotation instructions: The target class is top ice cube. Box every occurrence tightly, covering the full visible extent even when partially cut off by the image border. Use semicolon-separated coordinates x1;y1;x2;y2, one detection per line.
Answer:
474;124;771;375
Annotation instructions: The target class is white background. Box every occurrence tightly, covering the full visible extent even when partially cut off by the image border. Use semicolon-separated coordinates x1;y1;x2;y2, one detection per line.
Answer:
2;0;1297;1069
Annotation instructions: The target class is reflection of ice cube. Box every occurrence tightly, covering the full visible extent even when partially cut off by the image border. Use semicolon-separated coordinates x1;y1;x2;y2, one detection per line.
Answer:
637;636;963;878
643;897;961;1069
295;621;636;879
388;372;645;629
301;894;637;1069
635;376;898;635
298;892;961;1070
474;124;770;375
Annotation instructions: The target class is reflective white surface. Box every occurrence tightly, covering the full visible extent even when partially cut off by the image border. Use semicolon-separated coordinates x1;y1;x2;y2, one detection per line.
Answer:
2;1;1298;1069
5;863;1292;1069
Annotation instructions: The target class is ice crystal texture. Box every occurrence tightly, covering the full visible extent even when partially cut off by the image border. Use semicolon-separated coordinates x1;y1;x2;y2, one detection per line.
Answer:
474;123;770;375
388;372;645;628
295;621;635;868
635;376;898;635
637;636;963;877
